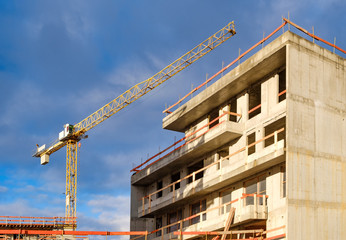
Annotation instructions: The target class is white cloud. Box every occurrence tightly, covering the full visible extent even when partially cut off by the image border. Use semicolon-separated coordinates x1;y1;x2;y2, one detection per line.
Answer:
83;194;130;234
0;199;63;217
106;60;154;90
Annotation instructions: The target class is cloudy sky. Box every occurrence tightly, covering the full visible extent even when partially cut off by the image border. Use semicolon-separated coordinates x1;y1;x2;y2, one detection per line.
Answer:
0;0;345;236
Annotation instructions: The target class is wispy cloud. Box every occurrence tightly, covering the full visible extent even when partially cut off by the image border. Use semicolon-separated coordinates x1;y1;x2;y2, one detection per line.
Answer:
0;186;8;193
78;194;130;237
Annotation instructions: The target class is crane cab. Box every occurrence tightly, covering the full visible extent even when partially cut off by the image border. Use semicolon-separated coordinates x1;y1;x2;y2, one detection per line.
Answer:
59;124;74;141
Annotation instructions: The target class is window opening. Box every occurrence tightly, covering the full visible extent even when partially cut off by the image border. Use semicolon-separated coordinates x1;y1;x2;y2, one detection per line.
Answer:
188;160;204;183
167;209;182;233
248;84;261;119
247;132;256;155
157;180;163;198
170;172;180;191
190;199;207;225
229;99;237;122
156;216;162;237
278;69;286;102
220;188;232;214
217;149;229;170
209;108;219;128
244;174;266;205
264;117;286;147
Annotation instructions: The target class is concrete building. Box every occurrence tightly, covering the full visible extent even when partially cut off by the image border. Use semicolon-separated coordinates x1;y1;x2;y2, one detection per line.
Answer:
130;30;346;240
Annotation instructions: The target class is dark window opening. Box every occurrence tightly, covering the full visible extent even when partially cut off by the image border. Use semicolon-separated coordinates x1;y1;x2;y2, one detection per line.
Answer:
244;175;266;205
248;84;261;119
190;199;207;225
188;160;204;183
167;209;182;233
157;181;163;198
156;217;162;237
264;117;286;147
220;188;232;214
247;132;256;155
209;108;219;128
278;69;286;102
229;99;237;122
170;172;180;191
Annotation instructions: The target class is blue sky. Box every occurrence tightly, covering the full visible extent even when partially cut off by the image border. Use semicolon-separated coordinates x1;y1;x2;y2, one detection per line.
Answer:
0;0;345;233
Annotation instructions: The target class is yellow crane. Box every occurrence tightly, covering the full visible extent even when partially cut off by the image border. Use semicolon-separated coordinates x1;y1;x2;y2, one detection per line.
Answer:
33;21;236;226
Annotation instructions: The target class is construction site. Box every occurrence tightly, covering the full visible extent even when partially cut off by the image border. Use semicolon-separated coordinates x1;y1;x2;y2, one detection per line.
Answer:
1;16;345;240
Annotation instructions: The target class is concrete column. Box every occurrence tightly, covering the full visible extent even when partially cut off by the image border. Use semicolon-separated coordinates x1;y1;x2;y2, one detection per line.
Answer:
261;81;269;117
220;104;230;122
268;74;279;112
256;127;265;152
130;185;148;231
237;93;249;122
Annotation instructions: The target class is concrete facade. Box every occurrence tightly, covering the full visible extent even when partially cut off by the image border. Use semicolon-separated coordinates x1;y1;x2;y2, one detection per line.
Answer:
130;31;346;240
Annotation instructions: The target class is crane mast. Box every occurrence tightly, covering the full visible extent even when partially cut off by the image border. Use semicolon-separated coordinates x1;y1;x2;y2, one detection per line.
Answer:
33;21;236;226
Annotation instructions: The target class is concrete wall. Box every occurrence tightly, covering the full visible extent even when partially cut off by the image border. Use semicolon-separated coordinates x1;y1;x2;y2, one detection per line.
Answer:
286;34;346;239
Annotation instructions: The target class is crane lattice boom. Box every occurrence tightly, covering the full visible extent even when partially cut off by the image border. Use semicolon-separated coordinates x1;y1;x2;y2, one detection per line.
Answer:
33;21;236;224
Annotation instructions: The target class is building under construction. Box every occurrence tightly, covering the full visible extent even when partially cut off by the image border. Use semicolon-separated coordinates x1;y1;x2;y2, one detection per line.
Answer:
1;20;345;240
130;26;346;239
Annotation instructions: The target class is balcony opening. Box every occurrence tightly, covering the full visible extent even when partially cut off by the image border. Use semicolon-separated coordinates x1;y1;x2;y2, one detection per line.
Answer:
188;160;204;183
264;117;286;147
248;84;261;119
156;216;162;237
170;172;180;191
229;98;237;122
167;209;182;233
244;174;266;205
209;108;219;129
247;132;256;155
278;69;286;102
157;180;163;198
190;199;206;225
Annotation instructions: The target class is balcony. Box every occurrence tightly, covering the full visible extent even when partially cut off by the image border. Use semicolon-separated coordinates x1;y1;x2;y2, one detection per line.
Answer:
138;128;285;218
131;111;244;185
145;194;268;240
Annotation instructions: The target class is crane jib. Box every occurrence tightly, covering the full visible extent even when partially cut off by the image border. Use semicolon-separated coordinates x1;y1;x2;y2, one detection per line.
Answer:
33;21;236;221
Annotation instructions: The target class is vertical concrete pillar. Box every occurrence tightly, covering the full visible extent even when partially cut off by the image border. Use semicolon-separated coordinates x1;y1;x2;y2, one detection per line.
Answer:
130;185;148;231
261;81;268;117
237;93;249;122
256;128;265;152
268;74;279;112
220;104;230;122
215;152;220;172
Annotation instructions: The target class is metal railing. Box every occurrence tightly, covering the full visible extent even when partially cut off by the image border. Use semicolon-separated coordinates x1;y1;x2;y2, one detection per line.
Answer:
140;127;284;215
132;111;241;173
0;216;76;228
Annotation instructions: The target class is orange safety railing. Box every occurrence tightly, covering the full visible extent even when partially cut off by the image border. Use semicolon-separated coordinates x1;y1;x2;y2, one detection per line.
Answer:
278;89;286;97
173;225;286;240
173;231;285;240
248;104;261;115
131;111;241;173
0;229;148;236
163;18;346;115
134;194;269;240
162;21;288;115
0;216;76;227
140;127;284;215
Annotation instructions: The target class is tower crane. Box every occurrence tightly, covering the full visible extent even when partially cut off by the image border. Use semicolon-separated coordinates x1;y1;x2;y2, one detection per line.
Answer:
33;21;236;227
